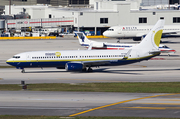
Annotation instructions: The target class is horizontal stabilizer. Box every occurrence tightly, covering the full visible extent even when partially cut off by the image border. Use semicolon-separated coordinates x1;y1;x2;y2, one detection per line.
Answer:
123;49;132;60
136;33;146;37
149;50;161;54
87;43;93;50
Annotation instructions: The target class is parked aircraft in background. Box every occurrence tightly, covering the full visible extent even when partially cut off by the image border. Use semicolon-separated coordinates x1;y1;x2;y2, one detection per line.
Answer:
77;32;176;55
103;24;180;41
6;20;164;73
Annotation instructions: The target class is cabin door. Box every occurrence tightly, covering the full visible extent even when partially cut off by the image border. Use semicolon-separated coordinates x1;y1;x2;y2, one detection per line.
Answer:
118;28;125;37
136;51;140;59
26;54;31;62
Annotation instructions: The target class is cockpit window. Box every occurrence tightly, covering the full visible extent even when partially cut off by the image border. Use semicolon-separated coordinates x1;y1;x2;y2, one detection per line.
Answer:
13;56;20;59
107;29;114;31
162;45;169;48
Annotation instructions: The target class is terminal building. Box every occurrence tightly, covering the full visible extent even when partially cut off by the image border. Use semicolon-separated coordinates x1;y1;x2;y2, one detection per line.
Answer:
0;0;90;7
0;0;178;6
1;0;180;35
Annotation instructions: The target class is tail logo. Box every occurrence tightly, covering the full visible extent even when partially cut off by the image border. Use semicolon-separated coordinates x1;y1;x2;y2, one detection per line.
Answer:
55;52;61;57
80;36;85;42
77;33;85;42
154;30;163;47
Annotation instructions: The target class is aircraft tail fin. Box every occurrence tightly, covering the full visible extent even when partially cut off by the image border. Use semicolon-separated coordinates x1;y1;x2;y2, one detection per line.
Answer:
76;32;92;46
123;49;132;60
136;20;164;51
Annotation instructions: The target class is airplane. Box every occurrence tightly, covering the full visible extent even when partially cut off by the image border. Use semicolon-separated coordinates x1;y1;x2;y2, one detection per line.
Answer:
77;32;176;55
103;24;180;42
6;19;164;73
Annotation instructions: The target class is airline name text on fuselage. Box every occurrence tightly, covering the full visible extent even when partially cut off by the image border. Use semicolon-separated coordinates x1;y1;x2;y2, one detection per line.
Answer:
45;53;55;56
123;27;137;30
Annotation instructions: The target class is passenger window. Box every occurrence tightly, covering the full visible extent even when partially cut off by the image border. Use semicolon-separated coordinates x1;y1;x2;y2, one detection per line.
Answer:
13;56;20;59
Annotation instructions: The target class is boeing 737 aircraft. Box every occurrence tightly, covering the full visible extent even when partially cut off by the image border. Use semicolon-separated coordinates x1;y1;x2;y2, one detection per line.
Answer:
6;20;164;73
76;32;176;55
103;24;180;41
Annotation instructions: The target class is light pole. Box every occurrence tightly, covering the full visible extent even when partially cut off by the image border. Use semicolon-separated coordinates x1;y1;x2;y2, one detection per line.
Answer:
9;0;11;15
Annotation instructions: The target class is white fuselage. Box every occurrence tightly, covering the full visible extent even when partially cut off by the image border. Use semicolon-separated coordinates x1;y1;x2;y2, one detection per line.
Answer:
6;48;158;70
6;20;165;72
103;25;180;38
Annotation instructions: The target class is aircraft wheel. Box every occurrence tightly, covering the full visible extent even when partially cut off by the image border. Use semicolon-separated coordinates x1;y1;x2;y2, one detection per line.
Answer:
82;67;87;72
21;69;25;73
88;67;93;72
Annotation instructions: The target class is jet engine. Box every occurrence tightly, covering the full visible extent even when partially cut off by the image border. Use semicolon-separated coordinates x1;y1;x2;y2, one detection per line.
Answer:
56;66;65;69
92;42;104;48
133;37;141;41
65;62;83;71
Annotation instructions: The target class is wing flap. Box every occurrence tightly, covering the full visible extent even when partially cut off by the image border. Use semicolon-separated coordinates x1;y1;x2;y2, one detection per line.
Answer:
136;33;146;37
82;60;118;66
149;50;161;54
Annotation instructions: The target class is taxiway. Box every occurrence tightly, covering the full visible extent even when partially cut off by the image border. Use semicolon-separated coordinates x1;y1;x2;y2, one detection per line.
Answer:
0;37;180;117
0;91;180;117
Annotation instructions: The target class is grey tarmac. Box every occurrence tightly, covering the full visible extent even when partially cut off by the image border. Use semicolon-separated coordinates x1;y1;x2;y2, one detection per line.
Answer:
0;91;180;117
0;37;180;84
0;37;180;117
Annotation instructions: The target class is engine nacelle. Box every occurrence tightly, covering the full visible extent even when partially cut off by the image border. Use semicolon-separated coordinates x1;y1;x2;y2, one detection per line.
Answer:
92;42;104;48
133;37;141;41
56;66;65;69
65;63;83;71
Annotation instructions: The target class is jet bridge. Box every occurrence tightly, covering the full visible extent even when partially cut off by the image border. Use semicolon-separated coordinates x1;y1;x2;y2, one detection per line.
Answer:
6;17;74;28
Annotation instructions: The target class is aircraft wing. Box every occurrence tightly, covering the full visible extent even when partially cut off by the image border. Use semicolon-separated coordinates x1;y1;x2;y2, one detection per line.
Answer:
136;33;146;37
81;49;132;66
149;50;161;54
82;59;119;66
162;31;180;35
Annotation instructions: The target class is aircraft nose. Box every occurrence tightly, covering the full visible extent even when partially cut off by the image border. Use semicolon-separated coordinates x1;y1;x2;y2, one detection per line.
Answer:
6;59;10;64
6;58;13;65
103;31;108;37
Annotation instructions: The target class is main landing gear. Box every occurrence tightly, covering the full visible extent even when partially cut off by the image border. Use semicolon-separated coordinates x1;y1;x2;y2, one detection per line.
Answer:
88;67;93;72
117;38;121;43
21;68;25;73
82;67;93;72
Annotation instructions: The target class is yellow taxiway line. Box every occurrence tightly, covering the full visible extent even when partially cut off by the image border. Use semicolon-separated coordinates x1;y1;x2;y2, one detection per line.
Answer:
120;107;180;110
69;93;180;117
134;103;180;105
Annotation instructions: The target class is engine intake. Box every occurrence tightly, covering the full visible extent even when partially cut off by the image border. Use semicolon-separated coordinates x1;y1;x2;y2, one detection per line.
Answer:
92;42;104;48
65;63;83;71
133;37;141;41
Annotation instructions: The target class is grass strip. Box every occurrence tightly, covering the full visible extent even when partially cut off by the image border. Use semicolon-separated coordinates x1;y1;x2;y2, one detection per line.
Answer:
0;116;180;119
0;82;180;93
0;66;14;68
